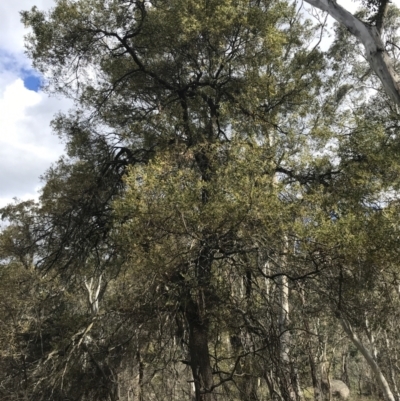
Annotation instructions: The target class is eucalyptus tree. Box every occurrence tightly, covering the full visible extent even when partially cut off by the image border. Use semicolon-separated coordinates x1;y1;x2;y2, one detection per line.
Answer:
304;0;400;106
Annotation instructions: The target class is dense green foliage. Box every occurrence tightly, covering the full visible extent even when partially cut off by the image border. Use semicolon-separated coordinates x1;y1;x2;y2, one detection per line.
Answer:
2;1;400;400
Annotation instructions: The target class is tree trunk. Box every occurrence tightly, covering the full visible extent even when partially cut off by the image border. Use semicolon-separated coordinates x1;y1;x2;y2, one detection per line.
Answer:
304;0;400;106
183;145;216;401
302;315;321;401
137;349;144;401
187;299;215;401
385;332;400;401
279;273;298;401
341;352;350;388
340;317;395;401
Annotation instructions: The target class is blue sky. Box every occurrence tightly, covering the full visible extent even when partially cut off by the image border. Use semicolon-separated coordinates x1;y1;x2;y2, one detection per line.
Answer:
0;0;399;207
0;49;42;91
23;73;41;92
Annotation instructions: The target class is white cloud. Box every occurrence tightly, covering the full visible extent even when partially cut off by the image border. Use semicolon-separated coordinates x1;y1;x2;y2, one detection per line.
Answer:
0;0;56;55
0;78;71;207
1;0;400;209
337;1;358;14
0;1;70;208
337;0;400;13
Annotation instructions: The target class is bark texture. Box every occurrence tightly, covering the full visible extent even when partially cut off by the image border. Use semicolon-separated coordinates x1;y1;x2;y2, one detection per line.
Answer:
187;302;215;401
304;0;400;106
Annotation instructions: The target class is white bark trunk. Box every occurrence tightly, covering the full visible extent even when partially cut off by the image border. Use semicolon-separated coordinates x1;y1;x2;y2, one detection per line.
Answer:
385;332;400;401
279;273;297;401
279;237;302;401
280;274;291;365
304;0;400;106
365;317;379;360
340;318;395;401
84;274;102;315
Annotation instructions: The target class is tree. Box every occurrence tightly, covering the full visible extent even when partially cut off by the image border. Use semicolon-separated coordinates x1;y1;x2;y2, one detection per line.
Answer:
16;0;330;400
1;0;400;400
303;0;400;106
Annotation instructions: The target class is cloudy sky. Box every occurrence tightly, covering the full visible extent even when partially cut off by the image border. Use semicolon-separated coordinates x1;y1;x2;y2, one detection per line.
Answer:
0;0;399;208
0;0;74;207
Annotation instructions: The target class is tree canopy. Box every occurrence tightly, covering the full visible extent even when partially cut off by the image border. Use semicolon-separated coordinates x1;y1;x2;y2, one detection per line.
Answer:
2;1;400;401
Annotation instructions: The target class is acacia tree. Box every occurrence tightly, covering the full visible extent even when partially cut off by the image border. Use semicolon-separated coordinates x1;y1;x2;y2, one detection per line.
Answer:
14;0;331;400
1;0;400;400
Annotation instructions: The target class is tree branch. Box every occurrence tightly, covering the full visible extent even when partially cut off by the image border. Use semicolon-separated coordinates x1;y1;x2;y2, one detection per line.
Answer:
304;0;400;106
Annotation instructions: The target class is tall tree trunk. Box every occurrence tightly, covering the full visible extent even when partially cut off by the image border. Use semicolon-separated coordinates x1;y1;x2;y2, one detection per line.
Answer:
308;344;321;401
238;268;258;401
187;296;215;401
183;111;225;400
136;349;144;401
186;236;216;401
300;292;321;401
320;356;332;401
278;236;303;401
242;357;258;401
340;317;395;401
385;332;400;401
341;352;350;388
279;273;298;401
